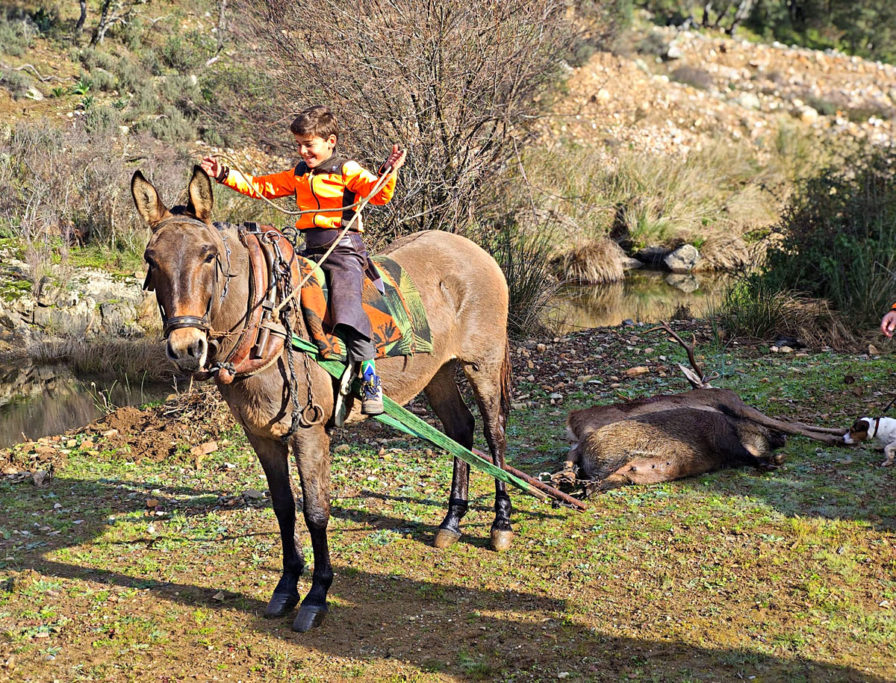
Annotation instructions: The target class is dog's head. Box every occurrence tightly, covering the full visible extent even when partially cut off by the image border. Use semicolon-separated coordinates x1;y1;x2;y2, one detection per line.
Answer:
843;418;873;444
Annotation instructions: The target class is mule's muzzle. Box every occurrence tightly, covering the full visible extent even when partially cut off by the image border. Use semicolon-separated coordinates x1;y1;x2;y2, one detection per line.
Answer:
167;327;209;373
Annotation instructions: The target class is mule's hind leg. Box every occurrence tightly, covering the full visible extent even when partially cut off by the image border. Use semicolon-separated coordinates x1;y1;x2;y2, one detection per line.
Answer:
290;424;334;632
463;344;513;552
424;361;475;549
246;432;305;618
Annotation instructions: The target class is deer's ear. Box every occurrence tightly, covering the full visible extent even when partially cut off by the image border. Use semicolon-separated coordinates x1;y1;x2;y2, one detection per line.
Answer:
187;165;214;222
679;364;707;389
131;171;170;230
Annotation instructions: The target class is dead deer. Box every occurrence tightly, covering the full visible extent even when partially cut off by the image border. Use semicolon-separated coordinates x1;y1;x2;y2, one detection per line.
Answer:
556;322;844;492
568;406;786;493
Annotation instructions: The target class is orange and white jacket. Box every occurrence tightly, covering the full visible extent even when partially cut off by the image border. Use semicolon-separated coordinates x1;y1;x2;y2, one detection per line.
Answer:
220;155;396;232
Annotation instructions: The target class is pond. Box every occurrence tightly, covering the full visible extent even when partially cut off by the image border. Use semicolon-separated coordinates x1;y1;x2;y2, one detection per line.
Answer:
544;269;733;332
0;361;173;450
0;269;734;448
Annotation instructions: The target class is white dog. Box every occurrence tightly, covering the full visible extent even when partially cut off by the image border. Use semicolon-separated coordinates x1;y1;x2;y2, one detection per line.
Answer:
843;417;896;467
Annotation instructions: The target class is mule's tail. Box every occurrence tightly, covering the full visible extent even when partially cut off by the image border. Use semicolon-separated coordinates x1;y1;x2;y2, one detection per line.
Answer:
500;337;512;426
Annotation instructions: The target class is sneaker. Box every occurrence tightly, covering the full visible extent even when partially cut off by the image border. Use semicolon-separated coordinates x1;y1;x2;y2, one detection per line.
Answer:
361;368;384;416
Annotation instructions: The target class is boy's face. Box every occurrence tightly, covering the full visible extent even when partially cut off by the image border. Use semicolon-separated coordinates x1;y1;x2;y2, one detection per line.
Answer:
294;132;336;169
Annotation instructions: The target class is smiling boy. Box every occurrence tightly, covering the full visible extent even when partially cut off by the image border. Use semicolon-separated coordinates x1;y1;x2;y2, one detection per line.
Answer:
200;105;406;415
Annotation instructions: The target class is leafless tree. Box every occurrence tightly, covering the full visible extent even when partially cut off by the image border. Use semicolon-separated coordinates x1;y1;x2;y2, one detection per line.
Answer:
240;0;582;238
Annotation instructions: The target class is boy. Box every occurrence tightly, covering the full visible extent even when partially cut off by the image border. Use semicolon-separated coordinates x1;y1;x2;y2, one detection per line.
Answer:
200;105;406;415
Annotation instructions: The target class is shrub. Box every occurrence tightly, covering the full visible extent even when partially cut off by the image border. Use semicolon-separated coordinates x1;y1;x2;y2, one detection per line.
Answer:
0;68;33;99
483;218;560;338
758;147;896;328
0;11;37;57
716;276;854;349
243;0;595;238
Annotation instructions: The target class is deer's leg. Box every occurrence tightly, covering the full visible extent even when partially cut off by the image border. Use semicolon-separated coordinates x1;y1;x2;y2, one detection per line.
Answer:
424;362;475;549
290;425;334;632
464;348;513;552
246;432;305;619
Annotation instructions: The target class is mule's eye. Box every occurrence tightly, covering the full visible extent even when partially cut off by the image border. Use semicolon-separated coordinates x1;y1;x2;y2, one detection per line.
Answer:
204;252;217;264
144;256;157;269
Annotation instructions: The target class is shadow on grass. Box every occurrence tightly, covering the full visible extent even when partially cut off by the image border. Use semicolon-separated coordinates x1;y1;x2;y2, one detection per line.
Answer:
3;473;893;680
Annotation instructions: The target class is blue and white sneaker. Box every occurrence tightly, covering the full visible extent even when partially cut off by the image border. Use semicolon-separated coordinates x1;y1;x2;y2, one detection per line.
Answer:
361;366;384;415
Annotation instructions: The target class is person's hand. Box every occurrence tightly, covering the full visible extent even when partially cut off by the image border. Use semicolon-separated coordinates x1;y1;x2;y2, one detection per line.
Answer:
382;144;407;174
200;156;221;179
881;310;896;337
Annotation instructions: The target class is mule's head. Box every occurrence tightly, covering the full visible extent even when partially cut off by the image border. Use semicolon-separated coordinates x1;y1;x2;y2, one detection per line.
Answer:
131;166;224;373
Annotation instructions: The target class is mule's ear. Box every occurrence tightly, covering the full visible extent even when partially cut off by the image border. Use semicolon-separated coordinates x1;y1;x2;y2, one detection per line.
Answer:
187;165;214;222
131;171;169;229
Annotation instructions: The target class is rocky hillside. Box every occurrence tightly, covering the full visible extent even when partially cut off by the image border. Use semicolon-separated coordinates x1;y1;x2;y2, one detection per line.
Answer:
555;26;896;157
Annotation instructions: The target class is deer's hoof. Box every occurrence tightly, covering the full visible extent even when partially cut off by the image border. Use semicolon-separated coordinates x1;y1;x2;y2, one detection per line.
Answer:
490;528;514;552
434;528;461;549
292;603;327;632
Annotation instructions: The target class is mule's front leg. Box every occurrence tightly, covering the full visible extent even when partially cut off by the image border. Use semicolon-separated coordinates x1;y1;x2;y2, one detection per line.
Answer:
248;433;305;618
291;426;333;632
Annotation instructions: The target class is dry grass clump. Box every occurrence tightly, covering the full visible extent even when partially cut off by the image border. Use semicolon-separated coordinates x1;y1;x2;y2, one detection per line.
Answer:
717;281;856;351
553;238;626;283
31;338;176;382
696;234;755;272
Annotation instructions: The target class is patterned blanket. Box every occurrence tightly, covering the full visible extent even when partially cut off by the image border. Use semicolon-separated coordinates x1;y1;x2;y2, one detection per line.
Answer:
297;255;433;361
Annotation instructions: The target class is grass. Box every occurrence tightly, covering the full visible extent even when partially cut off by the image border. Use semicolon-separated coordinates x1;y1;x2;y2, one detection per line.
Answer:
516;125;828;254
0;328;894;680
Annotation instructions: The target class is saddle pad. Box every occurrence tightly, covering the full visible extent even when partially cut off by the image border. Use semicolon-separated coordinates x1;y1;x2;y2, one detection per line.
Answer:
297;254;433;361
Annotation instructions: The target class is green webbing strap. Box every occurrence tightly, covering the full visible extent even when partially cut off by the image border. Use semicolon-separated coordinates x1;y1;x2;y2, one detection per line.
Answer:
290;335;545;500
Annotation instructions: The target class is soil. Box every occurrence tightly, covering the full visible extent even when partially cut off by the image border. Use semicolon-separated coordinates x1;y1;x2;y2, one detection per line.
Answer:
1;325;895;681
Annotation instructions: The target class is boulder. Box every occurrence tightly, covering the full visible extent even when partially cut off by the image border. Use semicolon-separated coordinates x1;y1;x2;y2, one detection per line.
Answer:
664;244;701;273
633;246;672;268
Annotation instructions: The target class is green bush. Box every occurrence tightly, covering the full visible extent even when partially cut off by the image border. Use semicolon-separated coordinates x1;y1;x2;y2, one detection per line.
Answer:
0;68;33;99
0;11;36;57
759;147;896;327
482;218;560;338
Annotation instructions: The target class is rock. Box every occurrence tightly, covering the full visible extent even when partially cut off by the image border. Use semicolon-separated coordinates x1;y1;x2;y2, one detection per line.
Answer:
32;470;50;487
244;489;265;500
633;246;671;267
735;92;761;110
664;245;701;273
868;344;880;355
25;87;43;101
621;257;644;270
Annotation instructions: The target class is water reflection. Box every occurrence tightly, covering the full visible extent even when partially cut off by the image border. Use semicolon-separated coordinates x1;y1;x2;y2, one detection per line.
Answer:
545;270;732;332
0;361;172;449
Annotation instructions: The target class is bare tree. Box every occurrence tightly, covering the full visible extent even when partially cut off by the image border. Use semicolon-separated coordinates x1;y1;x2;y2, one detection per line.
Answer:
75;0;87;33
240;0;581;238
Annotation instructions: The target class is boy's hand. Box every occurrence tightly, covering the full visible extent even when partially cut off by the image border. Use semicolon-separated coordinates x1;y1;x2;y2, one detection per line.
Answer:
381;144;407;174
881;310;896;337
200;156;221;179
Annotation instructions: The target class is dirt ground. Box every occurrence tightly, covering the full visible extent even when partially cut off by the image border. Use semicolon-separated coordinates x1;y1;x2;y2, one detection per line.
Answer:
1;325;894;681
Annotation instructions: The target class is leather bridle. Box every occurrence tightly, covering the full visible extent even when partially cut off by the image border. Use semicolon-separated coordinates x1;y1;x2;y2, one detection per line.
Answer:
143;215;232;339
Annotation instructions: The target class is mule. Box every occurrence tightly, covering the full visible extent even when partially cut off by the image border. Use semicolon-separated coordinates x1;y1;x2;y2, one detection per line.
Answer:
131;166;514;631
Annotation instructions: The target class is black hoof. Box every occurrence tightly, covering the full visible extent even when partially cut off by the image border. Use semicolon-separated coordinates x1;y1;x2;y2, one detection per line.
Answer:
264;591;300;619
292;603;328;632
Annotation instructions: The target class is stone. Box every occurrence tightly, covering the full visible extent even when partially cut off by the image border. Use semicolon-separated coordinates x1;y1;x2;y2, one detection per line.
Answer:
664;245;701;273
633;246;671;267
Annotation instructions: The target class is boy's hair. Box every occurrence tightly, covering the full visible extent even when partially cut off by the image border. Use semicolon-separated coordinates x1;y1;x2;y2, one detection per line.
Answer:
290;105;338;140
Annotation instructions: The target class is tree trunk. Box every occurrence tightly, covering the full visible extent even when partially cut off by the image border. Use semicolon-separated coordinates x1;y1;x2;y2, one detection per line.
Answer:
75;0;87;32
727;0;755;34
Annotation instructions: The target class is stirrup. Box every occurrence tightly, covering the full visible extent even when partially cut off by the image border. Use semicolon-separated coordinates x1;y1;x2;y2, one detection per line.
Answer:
333;361;357;427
